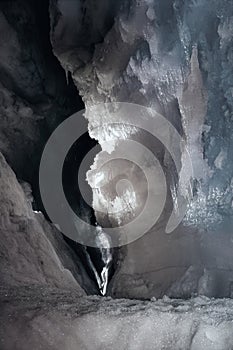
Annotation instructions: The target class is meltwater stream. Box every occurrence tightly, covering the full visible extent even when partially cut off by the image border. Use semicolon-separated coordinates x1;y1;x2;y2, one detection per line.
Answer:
84;225;112;296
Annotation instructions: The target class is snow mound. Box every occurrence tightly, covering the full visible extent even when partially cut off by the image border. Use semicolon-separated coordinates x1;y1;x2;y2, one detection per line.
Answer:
1;288;233;350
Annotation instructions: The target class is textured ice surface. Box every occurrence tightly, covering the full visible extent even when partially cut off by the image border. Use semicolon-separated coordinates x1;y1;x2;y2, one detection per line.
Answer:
49;0;233;298
1;287;233;350
0;151;88;294
50;0;233;231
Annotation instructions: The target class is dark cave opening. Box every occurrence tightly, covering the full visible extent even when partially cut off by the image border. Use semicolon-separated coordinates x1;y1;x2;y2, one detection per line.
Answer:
0;0;116;295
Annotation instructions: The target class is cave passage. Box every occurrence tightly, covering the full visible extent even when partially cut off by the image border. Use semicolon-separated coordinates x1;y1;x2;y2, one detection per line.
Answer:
62;129;115;295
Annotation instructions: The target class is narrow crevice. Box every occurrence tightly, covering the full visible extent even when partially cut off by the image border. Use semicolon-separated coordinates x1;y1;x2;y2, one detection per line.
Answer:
36;0;117;295
62;131;116;295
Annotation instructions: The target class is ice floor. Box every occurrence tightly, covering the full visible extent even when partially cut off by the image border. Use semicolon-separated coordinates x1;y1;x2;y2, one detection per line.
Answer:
1;287;233;350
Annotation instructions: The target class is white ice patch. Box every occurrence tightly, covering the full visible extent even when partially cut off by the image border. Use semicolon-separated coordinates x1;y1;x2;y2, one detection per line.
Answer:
184;187;224;227
214;150;227;170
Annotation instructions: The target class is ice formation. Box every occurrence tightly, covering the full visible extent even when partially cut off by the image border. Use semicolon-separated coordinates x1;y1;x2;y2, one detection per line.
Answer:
0;0;233;348
49;0;233;299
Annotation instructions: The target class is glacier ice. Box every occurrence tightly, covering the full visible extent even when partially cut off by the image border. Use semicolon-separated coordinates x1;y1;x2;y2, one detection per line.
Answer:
0;1;233;348
49;0;233;299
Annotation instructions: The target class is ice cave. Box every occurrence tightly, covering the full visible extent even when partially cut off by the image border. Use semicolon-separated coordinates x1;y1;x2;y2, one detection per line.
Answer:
0;0;233;349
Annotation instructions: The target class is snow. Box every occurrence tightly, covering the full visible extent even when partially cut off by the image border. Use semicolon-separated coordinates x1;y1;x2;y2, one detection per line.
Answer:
1;287;233;350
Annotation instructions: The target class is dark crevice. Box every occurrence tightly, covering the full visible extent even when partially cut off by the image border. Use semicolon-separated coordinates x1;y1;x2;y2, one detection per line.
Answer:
0;0;82;184
62;132;116;294
0;0;116;295
32;0;115;296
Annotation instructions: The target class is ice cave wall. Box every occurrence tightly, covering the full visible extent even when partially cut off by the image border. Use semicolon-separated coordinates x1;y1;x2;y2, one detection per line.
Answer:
0;151;86;294
50;0;233;299
0;0;96;295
